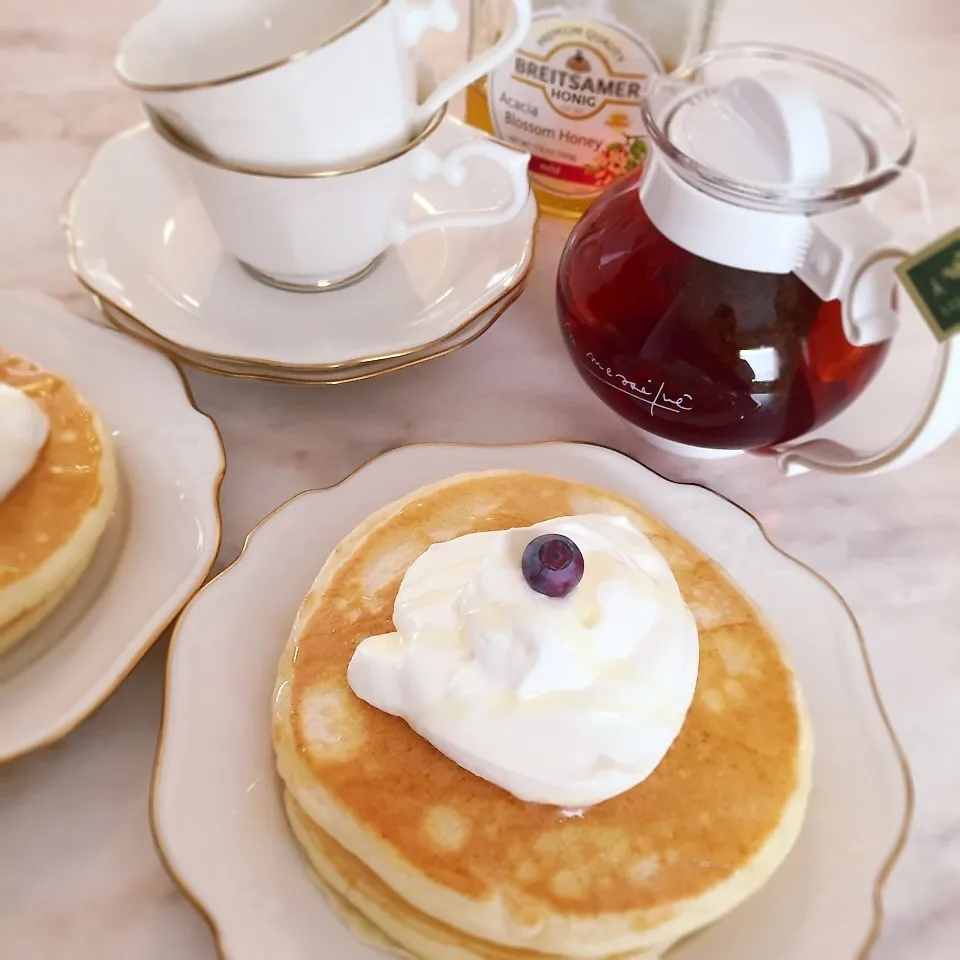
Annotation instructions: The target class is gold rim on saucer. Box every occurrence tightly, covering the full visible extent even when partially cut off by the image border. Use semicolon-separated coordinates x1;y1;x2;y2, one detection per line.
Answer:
148;441;913;960
62;149;538;372
145;103;448;179
94;283;528;385
116;1;390;94
0;362;226;766
239;252;385;293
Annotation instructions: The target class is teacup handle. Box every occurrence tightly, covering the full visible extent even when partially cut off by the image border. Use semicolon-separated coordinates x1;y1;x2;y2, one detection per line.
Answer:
390;140;531;245
398;0;533;124
776;249;960;477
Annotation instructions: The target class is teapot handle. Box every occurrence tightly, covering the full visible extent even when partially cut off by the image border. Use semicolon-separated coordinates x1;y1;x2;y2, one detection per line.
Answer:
776;249;960;477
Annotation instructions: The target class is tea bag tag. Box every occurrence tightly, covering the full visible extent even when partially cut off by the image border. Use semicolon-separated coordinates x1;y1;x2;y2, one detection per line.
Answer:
895;228;960;342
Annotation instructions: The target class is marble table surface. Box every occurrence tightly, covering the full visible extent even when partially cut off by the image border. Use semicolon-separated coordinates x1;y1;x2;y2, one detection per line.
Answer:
1;0;958;957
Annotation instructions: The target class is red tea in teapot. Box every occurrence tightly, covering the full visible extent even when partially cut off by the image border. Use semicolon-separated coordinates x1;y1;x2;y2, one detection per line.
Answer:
558;169;891;451
554;44;921;457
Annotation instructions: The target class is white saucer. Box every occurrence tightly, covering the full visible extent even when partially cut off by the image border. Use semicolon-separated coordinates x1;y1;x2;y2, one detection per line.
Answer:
153;442;910;960
95;283;525;385
65;119;536;371
0;292;223;762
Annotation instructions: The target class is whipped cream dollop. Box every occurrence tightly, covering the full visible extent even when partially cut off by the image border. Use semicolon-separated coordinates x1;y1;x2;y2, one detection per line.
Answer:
348;515;699;807
0;383;49;501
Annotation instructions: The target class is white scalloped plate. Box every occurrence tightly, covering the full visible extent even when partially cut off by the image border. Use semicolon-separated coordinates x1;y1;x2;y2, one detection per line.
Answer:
92;285;526;385
0;291;224;761
152;442;910;960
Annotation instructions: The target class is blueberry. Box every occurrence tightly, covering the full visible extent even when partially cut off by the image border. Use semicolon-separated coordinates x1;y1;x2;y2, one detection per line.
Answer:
522;534;584;598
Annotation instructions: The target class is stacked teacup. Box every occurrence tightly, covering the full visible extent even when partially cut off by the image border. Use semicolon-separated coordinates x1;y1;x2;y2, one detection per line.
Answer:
116;0;532;292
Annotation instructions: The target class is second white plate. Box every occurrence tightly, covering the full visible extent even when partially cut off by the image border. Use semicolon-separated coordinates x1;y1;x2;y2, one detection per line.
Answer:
94;284;526;384
0;291;224;762
153;441;910;960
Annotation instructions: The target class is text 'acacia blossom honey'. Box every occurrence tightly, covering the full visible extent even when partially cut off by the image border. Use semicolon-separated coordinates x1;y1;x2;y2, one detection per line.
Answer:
467;0;719;219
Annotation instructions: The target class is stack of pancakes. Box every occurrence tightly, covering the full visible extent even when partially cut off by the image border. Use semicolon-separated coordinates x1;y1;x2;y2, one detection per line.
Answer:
0;350;118;653
273;471;813;959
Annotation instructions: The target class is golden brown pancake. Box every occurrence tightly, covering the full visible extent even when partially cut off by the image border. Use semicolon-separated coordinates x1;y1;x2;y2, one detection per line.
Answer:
0;349;118;652
283;790;666;960
274;471;812;958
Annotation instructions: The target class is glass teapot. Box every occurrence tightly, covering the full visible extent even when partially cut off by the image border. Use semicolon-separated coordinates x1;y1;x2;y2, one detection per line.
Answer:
558;43;960;476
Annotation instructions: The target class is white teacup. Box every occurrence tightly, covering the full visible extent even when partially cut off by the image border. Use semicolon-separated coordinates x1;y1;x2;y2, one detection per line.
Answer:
117;0;531;170
146;107;531;291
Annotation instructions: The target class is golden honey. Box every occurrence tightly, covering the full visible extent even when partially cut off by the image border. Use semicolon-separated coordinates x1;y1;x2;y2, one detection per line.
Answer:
466;0;720;220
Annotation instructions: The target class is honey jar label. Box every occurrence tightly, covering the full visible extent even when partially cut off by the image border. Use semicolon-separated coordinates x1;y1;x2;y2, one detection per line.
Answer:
895;228;960;341
487;13;662;199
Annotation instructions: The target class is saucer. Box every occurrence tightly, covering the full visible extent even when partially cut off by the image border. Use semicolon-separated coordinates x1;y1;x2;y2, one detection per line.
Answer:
65;119;536;372
153;442;910;960
0;291;223;762
94;283;526;384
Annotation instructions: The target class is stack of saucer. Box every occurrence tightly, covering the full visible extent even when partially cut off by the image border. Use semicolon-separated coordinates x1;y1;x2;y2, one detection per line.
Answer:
66;0;536;383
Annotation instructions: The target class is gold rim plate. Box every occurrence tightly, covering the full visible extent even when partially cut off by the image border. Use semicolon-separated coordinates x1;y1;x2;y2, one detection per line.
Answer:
0;292;226;764
149;441;912;960
94;281;527;385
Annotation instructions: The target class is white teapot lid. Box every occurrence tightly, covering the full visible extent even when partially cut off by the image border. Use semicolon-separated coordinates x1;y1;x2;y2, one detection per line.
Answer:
638;44;913;279
669;72;867;192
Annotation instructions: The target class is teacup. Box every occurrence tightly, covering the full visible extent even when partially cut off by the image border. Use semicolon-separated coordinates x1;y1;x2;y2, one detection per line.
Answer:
146;106;531;291
117;0;532;170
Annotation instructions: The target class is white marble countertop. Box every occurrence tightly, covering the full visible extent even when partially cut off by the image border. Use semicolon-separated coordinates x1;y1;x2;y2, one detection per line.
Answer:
1;0;958;957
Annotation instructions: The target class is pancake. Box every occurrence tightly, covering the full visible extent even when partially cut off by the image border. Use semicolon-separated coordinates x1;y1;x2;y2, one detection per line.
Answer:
283;790;667;960
0;350;118;653
273;471;813;959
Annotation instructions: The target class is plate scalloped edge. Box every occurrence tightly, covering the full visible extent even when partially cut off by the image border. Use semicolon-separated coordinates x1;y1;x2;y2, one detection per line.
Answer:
89;280;530;385
149;440;913;960
0;290;226;763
